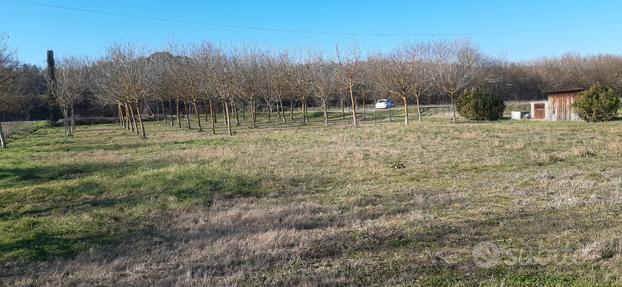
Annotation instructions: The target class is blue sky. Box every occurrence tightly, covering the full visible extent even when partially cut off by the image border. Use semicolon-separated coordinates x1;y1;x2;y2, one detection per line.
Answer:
2;0;622;65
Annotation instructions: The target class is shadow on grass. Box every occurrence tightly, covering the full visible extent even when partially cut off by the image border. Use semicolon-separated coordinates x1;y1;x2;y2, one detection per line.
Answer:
0;162;136;190
294;206;607;286
0;163;266;265
0;231;122;264
5;199;606;285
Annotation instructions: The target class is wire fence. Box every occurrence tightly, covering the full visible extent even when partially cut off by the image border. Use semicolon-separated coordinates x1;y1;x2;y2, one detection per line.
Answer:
1;121;43;139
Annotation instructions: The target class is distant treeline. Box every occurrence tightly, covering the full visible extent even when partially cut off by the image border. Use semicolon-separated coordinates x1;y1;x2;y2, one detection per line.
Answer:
2;36;622;124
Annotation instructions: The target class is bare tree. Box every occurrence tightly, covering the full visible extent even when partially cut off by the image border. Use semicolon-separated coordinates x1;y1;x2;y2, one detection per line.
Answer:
194;42;221;134
97;44;151;138
146;51;177;126
336;45;362;127
92;59;133;131
293;61;313;124
174;51;204;132
431;40;483;122
355;62;375;121
0;33;17;148
310;55;339;126
371;44;434;124
210;50;237;136
167;54;193;130
260;57;278;124
50;57;89;142
405;43;434;122
370;51;415;125
271;53;294;124
0;33;15;94
233;48;265;128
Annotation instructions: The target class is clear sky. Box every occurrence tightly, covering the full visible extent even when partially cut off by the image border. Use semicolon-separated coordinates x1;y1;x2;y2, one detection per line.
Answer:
2;0;622;65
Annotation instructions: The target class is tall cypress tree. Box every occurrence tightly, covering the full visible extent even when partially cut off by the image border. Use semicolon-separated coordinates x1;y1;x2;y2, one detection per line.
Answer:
46;50;60;124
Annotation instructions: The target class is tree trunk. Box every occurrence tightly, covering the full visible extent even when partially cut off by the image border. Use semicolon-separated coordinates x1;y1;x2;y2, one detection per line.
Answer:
184;101;191;130
451;95;457;123
209;99;216;135
0;121;6;149
116;103;121;126
125;103;132;130
305;99;309;124
169;100;175;126
176;99;182;128
69;105;75;136
128;103;134;131
62;107;69;143
279;100;286;124
118;103;125;128
340;97;345;119
322;99;329;126
362;95;367;120
161;100;166;123
204;101;209;123
224;100;233;136
241;102;246;121
155;102;160;122
290;100;294;121
135;101;147;138
234;102;240;126
222;102;227;125
348;80;357;127
213;102;218;123
416;95;422;122
129;103;137;134
402;96;409;125
250;96;257;128
193;100;203;132
266;100;272;123
302;97;308;124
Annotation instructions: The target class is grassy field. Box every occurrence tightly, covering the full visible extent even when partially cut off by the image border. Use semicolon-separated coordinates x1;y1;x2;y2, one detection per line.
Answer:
2;109;622;286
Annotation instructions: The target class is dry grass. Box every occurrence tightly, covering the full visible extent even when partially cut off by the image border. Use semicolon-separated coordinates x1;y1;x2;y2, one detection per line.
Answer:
2;118;622;286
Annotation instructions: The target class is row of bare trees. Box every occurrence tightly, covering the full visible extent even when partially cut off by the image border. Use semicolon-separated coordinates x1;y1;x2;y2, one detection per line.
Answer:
3;33;622;144
114;39;486;137
37;39;477;135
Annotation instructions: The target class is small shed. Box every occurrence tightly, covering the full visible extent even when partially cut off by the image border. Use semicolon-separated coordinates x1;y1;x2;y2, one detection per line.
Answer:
530;89;584;121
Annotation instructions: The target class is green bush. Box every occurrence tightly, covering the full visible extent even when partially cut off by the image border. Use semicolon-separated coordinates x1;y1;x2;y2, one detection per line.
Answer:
573;83;620;122
456;87;506;121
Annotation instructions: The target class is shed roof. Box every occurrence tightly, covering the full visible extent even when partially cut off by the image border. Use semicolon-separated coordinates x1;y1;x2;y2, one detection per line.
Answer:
545;88;584;95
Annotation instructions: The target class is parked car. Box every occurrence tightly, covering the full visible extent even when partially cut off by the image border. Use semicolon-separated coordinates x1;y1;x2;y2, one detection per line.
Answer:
375;99;395;109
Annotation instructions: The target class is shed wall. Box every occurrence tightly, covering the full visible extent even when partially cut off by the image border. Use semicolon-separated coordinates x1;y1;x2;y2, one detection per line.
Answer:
548;93;579;121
